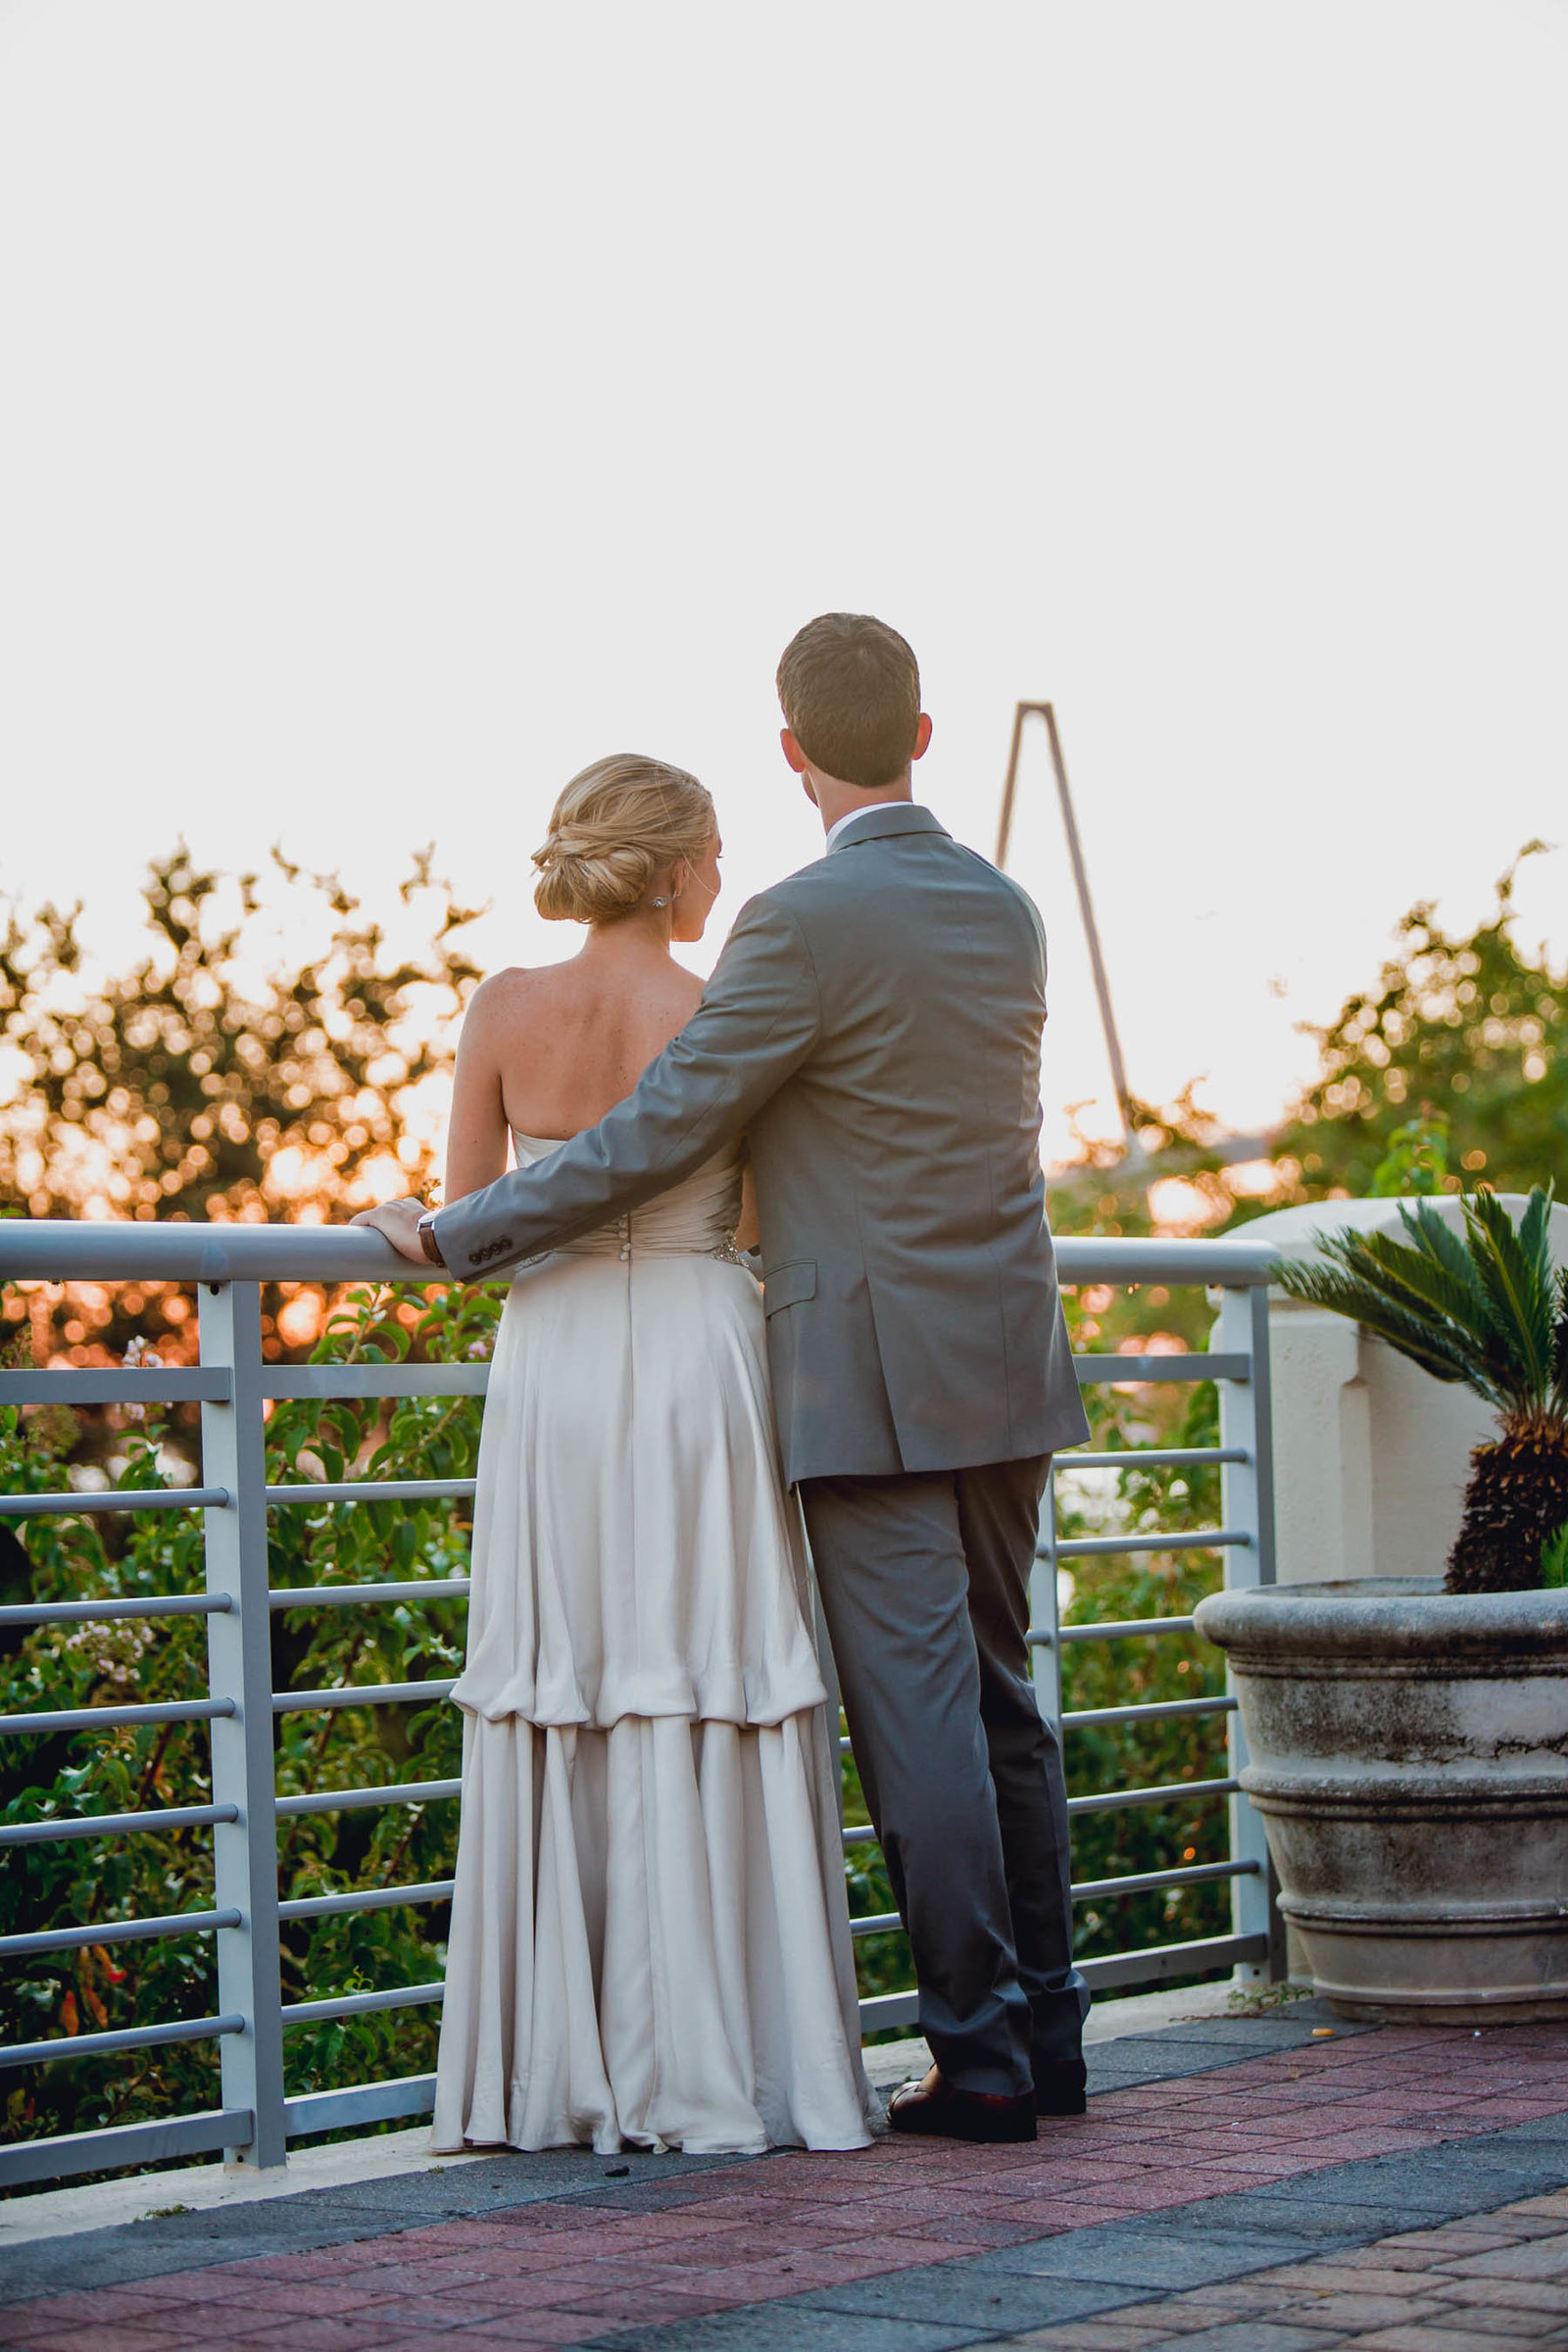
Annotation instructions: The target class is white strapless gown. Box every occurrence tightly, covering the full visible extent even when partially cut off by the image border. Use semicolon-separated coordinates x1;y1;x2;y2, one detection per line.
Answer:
431;1135;872;2155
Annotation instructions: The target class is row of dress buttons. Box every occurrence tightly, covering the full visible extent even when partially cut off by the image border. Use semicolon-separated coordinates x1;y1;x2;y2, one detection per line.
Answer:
616;1213;631;1262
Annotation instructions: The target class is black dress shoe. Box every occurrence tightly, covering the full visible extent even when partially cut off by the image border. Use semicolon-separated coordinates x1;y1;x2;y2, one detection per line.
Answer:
887;2067;1036;2144
1034;2057;1088;2116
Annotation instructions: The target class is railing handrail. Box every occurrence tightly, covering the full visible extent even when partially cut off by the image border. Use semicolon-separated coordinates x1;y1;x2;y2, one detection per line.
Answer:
0;1214;1281;1288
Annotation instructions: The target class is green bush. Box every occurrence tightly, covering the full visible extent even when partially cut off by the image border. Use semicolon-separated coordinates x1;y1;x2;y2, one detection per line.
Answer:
1;1280;500;2157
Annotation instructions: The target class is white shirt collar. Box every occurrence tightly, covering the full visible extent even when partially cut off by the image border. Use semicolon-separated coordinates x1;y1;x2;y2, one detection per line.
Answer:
824;800;911;853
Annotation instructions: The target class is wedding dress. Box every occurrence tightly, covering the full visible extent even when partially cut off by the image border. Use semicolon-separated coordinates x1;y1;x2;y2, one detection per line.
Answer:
430;1134;872;2155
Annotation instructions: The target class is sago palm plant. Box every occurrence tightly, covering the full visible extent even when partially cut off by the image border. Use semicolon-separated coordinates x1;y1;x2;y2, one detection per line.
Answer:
1273;1185;1568;1592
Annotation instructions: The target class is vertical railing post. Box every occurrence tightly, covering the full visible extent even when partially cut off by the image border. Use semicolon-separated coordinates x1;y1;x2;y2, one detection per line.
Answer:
200;1280;286;2167
1218;1282;1286;1984
1029;1459;1064;1740
809;1570;848;1840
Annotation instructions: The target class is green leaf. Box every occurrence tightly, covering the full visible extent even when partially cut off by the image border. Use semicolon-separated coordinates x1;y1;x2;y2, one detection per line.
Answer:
1517;1182;1555;1284
1463;1188;1553;1402
1274;1252;1504;1400
1347;1226;1496;1352
1543;1521;1568;1589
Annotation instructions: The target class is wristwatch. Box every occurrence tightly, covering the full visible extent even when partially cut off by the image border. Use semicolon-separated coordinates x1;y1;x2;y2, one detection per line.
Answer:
416;1211;446;1269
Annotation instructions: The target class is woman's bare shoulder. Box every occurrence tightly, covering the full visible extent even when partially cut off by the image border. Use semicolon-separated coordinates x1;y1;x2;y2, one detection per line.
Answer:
466;956;702;1032
464;965;570;1017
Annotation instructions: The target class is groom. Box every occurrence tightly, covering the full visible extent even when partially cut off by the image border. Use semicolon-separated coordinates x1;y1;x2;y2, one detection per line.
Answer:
364;613;1092;2142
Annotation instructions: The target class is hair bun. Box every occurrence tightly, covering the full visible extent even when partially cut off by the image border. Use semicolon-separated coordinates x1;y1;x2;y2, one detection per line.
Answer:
532;756;715;927
531;829;656;925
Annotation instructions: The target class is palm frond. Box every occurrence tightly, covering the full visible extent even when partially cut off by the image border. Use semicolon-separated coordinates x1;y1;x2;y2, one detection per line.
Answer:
1517;1182;1555;1280
1273;1254;1506;1405
1344;1226;1498;1353
1276;1187;1568;1425
1463;1188;1554;1405
1398;1200;1499;1332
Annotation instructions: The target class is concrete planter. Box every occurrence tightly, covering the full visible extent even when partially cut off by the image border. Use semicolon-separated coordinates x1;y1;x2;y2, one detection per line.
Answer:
1194;1579;1568;2024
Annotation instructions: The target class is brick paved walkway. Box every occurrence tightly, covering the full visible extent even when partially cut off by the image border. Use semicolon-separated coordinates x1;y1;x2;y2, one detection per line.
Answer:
1013;2191;1568;2347
2;2005;1565;2349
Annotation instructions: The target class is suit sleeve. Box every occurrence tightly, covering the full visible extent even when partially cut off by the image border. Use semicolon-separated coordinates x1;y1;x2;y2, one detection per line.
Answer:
431;894;821;1280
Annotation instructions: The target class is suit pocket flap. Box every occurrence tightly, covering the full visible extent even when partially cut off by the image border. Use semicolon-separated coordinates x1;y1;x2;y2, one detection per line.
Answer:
761;1259;817;1316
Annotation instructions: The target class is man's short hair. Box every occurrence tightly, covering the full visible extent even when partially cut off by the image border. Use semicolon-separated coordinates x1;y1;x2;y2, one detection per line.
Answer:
776;612;921;790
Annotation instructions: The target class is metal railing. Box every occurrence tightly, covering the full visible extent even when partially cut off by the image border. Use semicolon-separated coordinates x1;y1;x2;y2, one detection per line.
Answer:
0;1221;1281;2185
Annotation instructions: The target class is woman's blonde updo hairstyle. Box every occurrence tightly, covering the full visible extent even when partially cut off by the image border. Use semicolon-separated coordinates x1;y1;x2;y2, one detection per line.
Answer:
531;754;716;926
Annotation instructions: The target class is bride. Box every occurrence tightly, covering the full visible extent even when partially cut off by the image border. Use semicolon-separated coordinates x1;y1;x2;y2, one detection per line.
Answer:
420;754;871;2156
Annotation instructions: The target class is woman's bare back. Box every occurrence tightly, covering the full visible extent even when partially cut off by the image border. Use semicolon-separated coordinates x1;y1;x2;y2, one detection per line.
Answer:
444;943;703;1203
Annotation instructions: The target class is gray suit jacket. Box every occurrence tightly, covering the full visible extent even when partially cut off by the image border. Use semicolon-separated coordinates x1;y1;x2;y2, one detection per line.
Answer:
434;804;1089;1484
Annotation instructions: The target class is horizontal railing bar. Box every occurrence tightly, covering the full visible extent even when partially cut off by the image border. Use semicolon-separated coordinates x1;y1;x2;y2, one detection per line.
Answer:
0;1698;232;1740
1054;1238;1279;1286
0;1221;420;1284
0;1486;228;1520
1054;1528;1249;1559
1056;1447;1249;1471
1035;1615;1198;1645
0;2011;245;2069
264;1366;489;1400
1078;1931;1267;1992
0;1907;240;1958
850;1913;902;1938
858;1988;920;2033
273;1778;461;1818
285;2074;435;2138
1072;1859;1259;1902
0;1367;231;1405
0;1220;1280;1289
281;1981;444;2029
267;1478;477;1506
272;1680;456;1714
0;1592;232;1627
0;1801;237;1846
1063;1694;1236;1729
835;1810;1265;1853
1073;1353;1249;1385
269;1577;471;1611
277;1879;455;1924
0;2107;252;2190
0;1696;234;1737
1067;1776;1239;1818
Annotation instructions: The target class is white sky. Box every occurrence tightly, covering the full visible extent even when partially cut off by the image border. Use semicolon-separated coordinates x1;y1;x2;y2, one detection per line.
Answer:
2;0;1564;1166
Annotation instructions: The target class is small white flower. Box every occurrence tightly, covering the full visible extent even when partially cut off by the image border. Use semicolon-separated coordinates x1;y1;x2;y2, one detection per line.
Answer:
122;1337;165;1416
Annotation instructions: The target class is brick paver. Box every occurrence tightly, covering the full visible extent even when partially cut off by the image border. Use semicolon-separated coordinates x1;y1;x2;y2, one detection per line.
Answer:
1001;2194;1568;2346
2;2019;1566;2348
